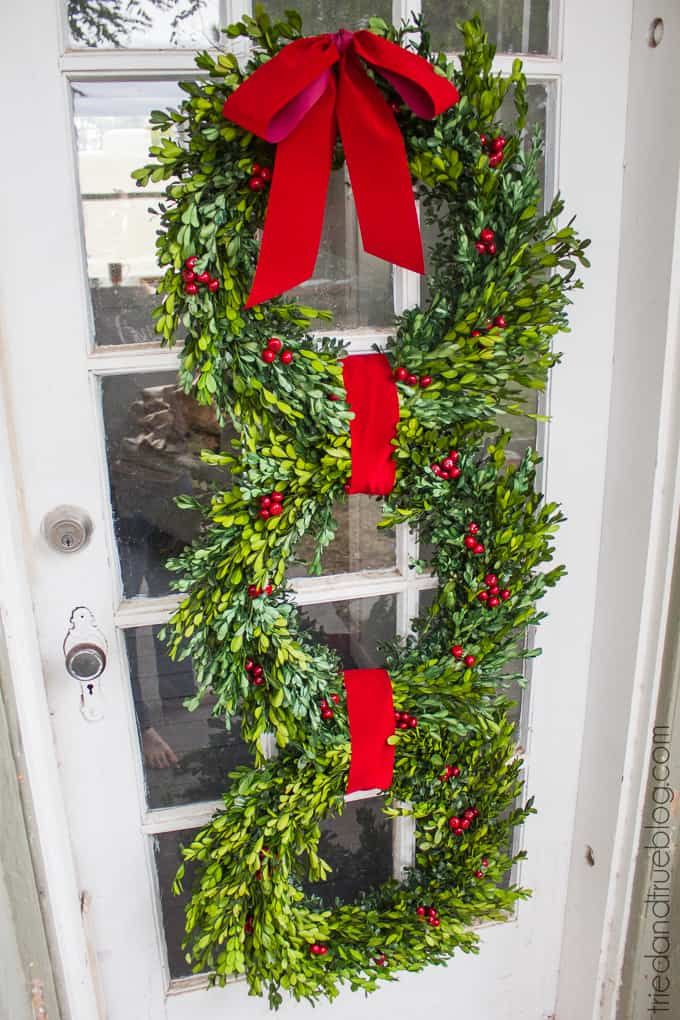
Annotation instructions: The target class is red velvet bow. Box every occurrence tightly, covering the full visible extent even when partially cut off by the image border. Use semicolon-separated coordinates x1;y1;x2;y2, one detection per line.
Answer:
222;30;459;307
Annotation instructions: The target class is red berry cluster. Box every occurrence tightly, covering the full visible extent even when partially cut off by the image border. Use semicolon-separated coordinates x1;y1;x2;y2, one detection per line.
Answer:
261;336;294;365
244;915;254;934
480;133;507;168
319;693;340;720
439;763;461;782
416;905;441;928
394;709;418;730
247;583;273;598
181;256;219;295
309;943;329;956
245;659;265;686
393;366;433;388
258;490;284;520
450;645;476;668
374;953;388;967
471;314;506;338
477;573;511;609
448;806;479;835
248;162;272;191
474;227;497;256
431;448;461;480
474;857;490;879
463;522;485;555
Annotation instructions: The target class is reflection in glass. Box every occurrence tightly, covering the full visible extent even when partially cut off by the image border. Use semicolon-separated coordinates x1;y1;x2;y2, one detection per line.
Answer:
303;797;392;906
285;170;393;329
262;0;391;35
127;625;252;809
155;828;201;978
289;495;395;577
73;80;184;345
102;372;231;598
423;0;551;55
66;0;221;49
300;594;396;669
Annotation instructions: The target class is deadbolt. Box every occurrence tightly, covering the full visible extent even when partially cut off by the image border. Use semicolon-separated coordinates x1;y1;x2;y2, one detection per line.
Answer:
42;505;93;553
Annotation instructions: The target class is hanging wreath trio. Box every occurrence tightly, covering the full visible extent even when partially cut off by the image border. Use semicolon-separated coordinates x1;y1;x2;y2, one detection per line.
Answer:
132;6;589;1008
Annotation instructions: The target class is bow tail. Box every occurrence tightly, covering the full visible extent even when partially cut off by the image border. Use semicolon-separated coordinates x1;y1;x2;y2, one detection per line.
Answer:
337;51;425;276
245;82;337;308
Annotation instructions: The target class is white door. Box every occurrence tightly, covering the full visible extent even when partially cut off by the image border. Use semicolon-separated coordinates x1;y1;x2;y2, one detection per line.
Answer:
0;1;632;1018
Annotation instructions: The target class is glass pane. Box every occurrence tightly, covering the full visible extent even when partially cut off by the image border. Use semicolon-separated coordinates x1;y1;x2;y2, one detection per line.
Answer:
73;80;184;346
102;372;232;598
261;0;392;35
423;0;551;55
155;828;200;979
304;797;392;906
288;495;395;578
66;0;222;49
127;625;252;809
300;594;397;669
286;170;393;328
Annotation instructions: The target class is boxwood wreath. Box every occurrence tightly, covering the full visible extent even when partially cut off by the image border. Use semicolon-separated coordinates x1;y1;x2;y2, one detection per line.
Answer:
132;7;590;1008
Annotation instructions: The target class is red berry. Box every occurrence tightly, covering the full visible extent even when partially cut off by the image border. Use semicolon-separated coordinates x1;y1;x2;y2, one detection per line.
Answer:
464;809;475;820
480;227;495;243
431;463;443;476
208;279;220;292
394;366;408;381
488;596;500;608
449;817;461;830
259;167;272;182
486;242;497;255
398;721;409;730
196;271;210;285
321;709;333;720
474;242;487;255
264;584;273;595
245;660;254;672
261;349;277;363
430;918;441;928
500;589;511;600
449;450;460;461
260;496;271;509
416;906;426;917
253;676;264;687
184;282;198;295
493;316;506;329
461;818;471;831
464;536;477;549
468;523;480;535
253;665;263;677
270;491;284;502
408;716;418;728
269;503;283;517
259;508;270;520
451;466;462;479
280;350;294;365
488;154;502;168
474;870;484;879
375;954;388;967
471;329;482;337
247;585;259;598
480;133;488;147
252;163;262;176
473;543;485;555
320;699;329;709
427;908;438;918
420;375;433;388
267;337;283;353
451;645;463;659
472;807;480;817
482;857;489;867
407;373;418;386
330;693;340;704
488;585;499;596
442;458;455;471
245;916;254;933
248;176;265;191
451;766;460;777
477;591;489;603
185;256;198;269
464;655;476;667
491;136;506;152
485;574;498;587
182;268;196;283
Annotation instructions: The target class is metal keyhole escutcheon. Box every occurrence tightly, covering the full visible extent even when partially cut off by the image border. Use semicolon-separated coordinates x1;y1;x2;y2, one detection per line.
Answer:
63;607;107;721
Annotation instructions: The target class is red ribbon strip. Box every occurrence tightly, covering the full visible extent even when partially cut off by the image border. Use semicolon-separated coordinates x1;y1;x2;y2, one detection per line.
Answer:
344;669;395;794
222;30;459;307
342;353;399;495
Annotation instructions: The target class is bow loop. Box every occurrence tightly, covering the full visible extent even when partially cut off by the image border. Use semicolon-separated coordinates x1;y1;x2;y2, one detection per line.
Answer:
222;30;459;307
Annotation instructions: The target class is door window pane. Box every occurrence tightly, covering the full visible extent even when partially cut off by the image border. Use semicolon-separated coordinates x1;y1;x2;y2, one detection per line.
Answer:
102;372;231;598
261;0;392;35
73;80;184;346
155;829;200;978
127;625;252;809
300;594;397;669
422;0;551;55
288;495;396;577
66;0;222;49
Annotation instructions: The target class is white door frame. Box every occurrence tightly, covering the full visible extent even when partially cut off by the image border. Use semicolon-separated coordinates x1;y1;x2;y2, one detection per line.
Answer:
1;0;672;1017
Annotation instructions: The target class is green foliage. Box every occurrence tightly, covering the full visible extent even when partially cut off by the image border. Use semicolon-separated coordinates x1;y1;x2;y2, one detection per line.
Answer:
133;7;589;1006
